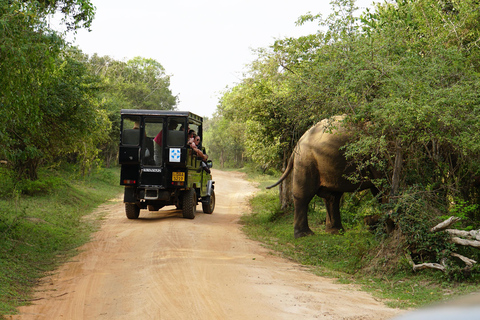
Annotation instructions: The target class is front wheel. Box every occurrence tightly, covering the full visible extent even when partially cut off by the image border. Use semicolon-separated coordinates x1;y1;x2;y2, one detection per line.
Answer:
125;203;140;219
202;190;215;214
182;189;196;219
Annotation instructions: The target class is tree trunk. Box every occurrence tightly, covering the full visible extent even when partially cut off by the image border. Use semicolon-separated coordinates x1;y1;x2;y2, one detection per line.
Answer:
391;140;403;196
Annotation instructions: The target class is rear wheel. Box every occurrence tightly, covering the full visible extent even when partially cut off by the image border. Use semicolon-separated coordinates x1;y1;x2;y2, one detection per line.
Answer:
202;190;215;214
182;189;196;219
125;203;140;219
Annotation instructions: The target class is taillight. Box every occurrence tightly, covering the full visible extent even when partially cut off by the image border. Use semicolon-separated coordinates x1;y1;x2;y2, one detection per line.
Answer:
123;179;136;185
171;181;184;186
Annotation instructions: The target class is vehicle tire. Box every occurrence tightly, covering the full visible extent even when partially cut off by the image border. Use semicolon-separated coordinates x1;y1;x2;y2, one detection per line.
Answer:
182;189;196;219
202;190;215;214
125;203;140;219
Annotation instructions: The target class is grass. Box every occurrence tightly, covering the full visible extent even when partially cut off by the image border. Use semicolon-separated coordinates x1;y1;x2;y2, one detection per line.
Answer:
0;166;122;317
237;166;480;310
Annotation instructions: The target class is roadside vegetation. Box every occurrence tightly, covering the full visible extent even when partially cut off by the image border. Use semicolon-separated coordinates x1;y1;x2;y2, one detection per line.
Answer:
239;166;480;309
0;166;122;316
206;0;480;288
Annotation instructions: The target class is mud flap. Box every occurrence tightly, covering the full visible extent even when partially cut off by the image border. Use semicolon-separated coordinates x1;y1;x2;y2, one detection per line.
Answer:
124;186;136;203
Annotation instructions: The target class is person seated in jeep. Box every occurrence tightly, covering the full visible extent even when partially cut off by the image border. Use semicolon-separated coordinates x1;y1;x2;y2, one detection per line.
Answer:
187;129;196;148
194;135;208;161
188;131;207;161
187;131;210;173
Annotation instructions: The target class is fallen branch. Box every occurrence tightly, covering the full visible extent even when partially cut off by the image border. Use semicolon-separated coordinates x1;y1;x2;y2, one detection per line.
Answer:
451;237;480;249
451;253;477;266
408;216;480;273
430;216;461;232
406;254;445;272
446;229;480;241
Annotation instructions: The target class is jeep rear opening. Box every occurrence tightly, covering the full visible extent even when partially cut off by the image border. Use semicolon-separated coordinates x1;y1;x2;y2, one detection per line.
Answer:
119;109;215;219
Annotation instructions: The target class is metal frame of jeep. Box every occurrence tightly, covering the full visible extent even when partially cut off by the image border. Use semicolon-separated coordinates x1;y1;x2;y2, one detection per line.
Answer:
119;109;215;219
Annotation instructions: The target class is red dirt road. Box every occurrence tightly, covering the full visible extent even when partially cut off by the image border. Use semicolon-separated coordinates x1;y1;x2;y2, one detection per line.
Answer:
9;170;402;320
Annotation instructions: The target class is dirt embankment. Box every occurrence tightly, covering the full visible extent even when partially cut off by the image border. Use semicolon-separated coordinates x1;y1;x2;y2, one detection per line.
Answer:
9;170;402;320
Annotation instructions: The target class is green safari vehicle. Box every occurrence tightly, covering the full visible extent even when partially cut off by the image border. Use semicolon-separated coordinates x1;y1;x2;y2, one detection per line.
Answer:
119;109;215;219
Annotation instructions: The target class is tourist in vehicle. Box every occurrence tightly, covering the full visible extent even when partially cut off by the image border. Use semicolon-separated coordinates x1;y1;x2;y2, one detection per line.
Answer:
192;135;210;174
186;129;195;147
189;134;207;161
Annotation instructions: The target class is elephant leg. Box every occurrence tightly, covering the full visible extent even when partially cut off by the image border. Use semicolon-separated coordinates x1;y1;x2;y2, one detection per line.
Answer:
292;165;318;239
322;191;344;234
293;193;315;239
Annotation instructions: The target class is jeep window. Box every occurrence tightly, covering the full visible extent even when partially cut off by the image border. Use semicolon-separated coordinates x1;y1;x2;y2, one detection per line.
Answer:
166;117;186;147
144;118;164;166
189;122;199;136
121;116;141;146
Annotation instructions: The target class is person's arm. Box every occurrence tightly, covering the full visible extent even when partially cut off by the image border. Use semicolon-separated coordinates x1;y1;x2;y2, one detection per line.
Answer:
193;147;207;161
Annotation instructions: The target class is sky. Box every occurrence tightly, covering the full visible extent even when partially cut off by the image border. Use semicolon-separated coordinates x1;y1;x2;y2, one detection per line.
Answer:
60;0;374;118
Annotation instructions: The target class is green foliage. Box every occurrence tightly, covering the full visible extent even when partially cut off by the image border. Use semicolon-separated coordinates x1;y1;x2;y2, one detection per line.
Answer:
0;1;177;179
86;54;178;167
16;175;68;196
86;54;178;111
445;198;479;222
0;167;122;315
203;113;246;168
0;0;105;181
218;48;319;172
341;191;383;226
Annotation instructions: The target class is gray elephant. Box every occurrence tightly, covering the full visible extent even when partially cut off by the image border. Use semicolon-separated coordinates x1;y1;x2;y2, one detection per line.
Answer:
267;115;380;238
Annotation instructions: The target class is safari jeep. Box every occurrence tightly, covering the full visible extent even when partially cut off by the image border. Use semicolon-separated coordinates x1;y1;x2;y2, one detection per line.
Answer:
119;109;215;219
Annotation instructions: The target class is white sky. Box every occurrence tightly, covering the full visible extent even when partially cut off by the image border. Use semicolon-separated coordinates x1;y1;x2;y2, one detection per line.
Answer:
63;0;374;118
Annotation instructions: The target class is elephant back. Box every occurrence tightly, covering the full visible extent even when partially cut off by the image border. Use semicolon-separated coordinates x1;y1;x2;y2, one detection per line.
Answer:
298;115;349;149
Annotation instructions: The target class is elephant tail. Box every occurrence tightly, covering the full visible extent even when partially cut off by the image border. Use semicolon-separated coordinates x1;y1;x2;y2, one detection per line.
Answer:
266;152;294;189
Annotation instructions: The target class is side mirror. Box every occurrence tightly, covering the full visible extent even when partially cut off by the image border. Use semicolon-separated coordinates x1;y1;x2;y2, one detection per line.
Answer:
206;160;213;169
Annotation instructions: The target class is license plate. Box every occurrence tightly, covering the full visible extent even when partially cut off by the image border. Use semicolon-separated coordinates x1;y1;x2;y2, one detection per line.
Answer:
172;172;185;182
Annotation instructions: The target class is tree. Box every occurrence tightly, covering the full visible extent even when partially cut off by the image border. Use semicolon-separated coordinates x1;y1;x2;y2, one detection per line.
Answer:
122;57;178;110
86;55;178;167
203;113;245;168
0;0;98;179
42;48;110;176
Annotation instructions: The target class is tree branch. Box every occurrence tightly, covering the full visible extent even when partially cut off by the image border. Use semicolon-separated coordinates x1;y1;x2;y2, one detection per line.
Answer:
446;229;480;241
430;216;461;232
451;253;477;266
406;254;445;272
450;237;480;248
407;217;480;273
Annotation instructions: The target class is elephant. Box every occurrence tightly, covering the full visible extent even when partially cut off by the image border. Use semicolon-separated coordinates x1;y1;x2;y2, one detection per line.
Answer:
266;115;380;238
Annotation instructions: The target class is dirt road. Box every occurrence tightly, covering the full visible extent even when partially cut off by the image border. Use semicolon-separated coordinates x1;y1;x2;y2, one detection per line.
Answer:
10;170;402;320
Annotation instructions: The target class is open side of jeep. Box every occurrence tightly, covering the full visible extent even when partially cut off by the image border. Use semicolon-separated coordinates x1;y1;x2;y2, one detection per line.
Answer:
119;109;215;219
